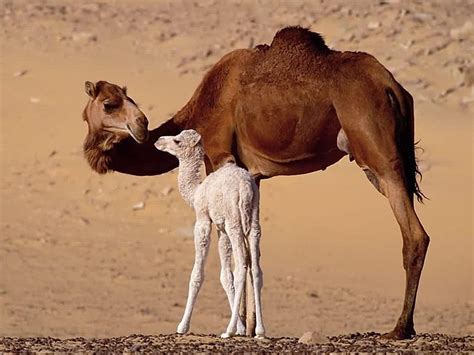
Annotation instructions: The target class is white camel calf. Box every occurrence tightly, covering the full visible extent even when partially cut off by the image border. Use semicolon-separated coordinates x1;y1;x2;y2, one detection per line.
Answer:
155;129;265;339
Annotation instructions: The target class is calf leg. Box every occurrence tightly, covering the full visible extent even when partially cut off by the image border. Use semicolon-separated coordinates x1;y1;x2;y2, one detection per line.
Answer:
218;230;246;335
221;229;248;338
248;222;265;338
176;219;211;334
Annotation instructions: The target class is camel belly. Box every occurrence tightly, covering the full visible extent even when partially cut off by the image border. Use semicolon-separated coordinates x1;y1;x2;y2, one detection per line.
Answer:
234;91;345;176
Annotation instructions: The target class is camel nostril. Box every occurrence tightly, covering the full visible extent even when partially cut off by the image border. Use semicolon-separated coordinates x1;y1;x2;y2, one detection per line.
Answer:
137;116;148;128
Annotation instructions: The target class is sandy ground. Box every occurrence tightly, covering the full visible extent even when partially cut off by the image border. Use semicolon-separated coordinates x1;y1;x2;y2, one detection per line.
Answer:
0;0;473;344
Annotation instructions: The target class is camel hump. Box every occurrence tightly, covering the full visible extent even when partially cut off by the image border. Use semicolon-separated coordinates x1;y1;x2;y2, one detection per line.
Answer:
271;26;329;53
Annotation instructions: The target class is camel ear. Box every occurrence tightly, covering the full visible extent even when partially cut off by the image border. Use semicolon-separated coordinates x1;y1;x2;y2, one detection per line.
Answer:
122;86;127;95
85;81;97;98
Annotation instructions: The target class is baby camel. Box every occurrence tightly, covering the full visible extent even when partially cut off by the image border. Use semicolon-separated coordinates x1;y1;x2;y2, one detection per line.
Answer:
155;129;265;338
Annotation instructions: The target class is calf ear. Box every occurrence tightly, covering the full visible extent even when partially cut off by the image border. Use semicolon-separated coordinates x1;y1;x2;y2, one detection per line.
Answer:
85;81;97;98
190;132;202;147
122;86;127;95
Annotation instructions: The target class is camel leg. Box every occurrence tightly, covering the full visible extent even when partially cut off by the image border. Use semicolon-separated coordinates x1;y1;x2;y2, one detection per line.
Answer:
378;175;430;339
218;230;246;335
176;218;211;334
221;228;248;338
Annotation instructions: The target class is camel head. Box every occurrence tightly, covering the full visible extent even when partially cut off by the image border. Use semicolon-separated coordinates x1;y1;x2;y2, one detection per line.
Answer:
82;80;149;173
154;130;204;161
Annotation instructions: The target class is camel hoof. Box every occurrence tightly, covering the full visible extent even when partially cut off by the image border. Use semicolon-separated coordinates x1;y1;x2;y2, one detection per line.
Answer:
220;332;232;339
254;334;266;340
382;327;416;340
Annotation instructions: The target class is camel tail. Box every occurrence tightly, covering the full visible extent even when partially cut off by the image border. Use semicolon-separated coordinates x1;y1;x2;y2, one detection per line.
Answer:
387;87;426;204
238;181;254;236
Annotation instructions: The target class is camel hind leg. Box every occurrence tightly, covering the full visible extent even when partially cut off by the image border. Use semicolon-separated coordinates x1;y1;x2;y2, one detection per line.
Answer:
354;145;429;339
335;86;430;339
381;174;430;338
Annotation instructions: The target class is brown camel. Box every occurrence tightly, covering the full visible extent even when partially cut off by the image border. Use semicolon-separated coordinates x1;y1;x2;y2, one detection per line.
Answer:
82;27;430;340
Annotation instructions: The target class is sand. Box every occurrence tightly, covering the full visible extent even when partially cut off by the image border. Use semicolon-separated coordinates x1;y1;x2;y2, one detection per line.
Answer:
1;0;473;343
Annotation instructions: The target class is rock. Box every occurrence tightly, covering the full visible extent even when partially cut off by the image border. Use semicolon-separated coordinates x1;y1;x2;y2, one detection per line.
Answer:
367;21;380;30
161;186;173;196
438;86;457;98
450;21;473;40
13;69;28;77
298;331;329;344
379;0;400;4
72;31;98;42
132;201;146;210
79;217;90;225
412;12;434;23
462;65;474;87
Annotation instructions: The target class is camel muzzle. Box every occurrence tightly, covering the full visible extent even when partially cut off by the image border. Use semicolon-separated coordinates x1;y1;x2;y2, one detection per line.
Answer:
127;117;149;143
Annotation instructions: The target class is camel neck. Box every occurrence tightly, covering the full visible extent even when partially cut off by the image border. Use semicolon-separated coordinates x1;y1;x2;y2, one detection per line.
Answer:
107;117;184;176
177;149;204;207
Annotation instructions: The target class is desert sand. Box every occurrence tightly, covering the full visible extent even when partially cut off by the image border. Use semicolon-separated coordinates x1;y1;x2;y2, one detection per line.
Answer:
0;0;473;347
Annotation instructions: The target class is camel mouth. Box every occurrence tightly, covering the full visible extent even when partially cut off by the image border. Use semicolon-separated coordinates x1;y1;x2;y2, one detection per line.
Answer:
127;124;149;143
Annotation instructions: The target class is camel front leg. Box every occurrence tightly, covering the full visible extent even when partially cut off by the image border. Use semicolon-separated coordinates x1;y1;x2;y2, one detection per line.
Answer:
177;219;211;334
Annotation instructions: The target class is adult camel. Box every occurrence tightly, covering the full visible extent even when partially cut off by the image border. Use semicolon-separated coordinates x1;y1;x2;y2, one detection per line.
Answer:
82;27;430;340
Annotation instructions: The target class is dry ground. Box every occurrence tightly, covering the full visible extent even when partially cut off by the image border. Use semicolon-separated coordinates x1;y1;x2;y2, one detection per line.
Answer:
0;0;473;349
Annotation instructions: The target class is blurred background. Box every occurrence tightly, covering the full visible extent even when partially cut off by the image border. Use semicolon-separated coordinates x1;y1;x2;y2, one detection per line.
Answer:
0;0;472;337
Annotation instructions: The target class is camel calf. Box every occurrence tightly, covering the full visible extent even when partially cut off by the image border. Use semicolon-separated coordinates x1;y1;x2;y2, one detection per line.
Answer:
155;129;265;339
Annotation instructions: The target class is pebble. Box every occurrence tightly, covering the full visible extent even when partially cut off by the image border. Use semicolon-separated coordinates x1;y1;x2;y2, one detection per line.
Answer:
71;32;98;42
298;331;329;345
30;97;40;103
13;69;28;77
161;186;173;196
450;21;473;40
132;201;146;210
461;65;474;87
367;21;381;30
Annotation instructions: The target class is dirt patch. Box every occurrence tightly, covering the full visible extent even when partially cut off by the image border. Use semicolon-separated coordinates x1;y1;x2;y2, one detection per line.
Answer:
1;0;472;341
1;333;473;353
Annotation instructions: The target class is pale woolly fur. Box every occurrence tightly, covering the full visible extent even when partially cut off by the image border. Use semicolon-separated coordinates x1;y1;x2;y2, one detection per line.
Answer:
155;130;265;339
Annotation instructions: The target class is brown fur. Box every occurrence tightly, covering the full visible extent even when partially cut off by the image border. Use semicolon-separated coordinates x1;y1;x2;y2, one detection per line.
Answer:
82;27;430;340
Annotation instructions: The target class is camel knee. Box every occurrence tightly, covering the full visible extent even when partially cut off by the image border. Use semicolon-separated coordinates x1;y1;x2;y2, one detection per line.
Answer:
363;168;384;195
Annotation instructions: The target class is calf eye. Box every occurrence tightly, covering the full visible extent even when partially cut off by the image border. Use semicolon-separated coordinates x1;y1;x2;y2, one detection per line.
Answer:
173;138;180;144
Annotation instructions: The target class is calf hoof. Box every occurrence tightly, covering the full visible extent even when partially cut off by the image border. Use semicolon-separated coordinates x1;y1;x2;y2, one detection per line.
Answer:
220;332;233;339
254;334;266;340
236;321;246;336
176;322;189;335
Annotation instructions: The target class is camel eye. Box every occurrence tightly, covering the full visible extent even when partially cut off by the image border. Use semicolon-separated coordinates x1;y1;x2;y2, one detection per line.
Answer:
173;138;180;144
103;101;119;111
